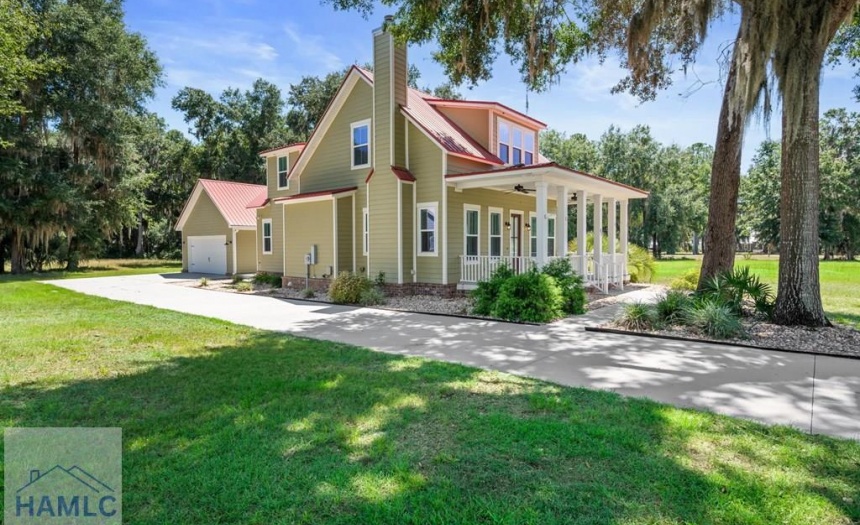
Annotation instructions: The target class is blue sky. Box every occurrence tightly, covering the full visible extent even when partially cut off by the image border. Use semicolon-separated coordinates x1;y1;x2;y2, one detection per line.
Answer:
125;0;860;168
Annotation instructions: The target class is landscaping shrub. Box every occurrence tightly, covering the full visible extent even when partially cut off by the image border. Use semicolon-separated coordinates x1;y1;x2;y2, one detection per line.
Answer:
329;272;372;304
253;272;282;288
616;302;659;331
231;274;244;285
471;264;515;316
374;271;386;288
683;298;745;339
491;271;564;323
655;290;692;324
627;244;656;283
198;277;208;288
234;282;252;292
699;266;773;317
670;269;699;291
359;287;385;306
541;258;587;315
301;287;316;299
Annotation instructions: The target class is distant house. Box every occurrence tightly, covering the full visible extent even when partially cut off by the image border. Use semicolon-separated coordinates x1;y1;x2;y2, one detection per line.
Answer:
176;20;648;295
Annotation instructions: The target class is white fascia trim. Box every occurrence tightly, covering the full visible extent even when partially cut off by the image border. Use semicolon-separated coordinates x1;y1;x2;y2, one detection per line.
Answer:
290;71;370;178
277;191;356;206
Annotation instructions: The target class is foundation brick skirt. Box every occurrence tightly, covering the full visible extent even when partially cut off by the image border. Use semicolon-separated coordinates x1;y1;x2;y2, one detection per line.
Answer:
281;275;463;298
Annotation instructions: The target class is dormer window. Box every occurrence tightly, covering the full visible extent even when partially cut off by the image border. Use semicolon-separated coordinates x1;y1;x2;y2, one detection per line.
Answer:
498;119;535;165
351;119;371;169
277;155;289;189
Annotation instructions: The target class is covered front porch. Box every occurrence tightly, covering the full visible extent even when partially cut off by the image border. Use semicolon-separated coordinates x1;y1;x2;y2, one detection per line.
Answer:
447;163;648;293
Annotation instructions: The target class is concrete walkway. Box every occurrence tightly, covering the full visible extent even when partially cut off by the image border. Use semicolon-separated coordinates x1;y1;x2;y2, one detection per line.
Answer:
51;273;860;440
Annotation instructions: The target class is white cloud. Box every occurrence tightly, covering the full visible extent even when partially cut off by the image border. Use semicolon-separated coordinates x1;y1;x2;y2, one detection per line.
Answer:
283;23;344;72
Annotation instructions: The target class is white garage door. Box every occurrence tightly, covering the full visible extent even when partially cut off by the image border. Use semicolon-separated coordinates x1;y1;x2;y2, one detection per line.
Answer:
188;235;227;275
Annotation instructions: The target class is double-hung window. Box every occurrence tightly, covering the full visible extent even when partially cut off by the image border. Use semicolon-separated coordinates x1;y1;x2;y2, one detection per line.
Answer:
464;205;480;257
262;219;273;255
488;208;502;257
498;119;536;165
362;207;369;255
277;155;289;189
547;216;556;256
418;203;438;255
351;119;371;169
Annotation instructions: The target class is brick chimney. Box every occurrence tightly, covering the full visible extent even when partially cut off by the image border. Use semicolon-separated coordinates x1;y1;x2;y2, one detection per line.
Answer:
372;16;408;169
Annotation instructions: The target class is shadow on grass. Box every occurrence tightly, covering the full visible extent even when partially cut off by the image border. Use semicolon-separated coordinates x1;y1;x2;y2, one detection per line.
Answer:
0;261;182;283
1;333;858;524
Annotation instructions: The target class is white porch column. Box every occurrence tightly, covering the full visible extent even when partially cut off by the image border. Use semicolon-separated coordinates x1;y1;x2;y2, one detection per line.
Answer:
535;181;549;267
556;186;568;258
593;194;603;264
608;197;617;258
620;199;629;278
576;190;587;275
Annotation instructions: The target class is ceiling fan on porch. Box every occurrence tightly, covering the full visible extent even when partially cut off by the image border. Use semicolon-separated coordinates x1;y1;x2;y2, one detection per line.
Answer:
506;184;535;195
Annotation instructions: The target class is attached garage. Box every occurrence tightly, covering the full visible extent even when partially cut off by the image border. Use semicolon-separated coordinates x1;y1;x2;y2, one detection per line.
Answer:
175;179;267;275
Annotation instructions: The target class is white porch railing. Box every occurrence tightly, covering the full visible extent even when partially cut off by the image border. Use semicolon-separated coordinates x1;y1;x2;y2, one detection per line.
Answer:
459;253;627;293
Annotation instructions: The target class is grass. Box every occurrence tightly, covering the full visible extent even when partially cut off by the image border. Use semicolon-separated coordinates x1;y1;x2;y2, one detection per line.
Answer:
654;255;860;328
0;258;181;281
1;274;859;524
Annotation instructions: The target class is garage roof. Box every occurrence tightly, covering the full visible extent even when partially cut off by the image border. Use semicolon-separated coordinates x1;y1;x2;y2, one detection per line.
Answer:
175;179;267;231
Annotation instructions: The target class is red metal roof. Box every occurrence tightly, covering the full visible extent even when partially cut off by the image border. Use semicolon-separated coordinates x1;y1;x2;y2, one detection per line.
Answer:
272;186;358;202
391;166;416;182
355;68;502;166
424;98;547;128
198;179;267;226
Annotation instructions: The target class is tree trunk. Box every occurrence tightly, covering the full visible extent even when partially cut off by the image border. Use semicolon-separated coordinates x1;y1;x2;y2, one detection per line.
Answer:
10;229;25;274
699;35;744;287
66;235;80;271
692;232;700;255
772;48;828;326
135;211;145;257
0;234;6;274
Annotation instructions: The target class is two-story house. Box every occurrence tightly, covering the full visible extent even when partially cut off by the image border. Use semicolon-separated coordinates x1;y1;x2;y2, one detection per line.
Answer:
177;19;648;295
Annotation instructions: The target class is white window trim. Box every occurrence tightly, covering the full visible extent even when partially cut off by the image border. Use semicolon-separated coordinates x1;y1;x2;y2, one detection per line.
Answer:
529;212;538;258
488;207;503;258
417;201;438;257
498;118;536;166
362;207;369;256
463;204;480;259
262;218;273;255
350;119;371;170
276;155;289;190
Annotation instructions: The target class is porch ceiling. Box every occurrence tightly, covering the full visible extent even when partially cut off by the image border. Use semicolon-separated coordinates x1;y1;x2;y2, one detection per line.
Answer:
445;162;648;201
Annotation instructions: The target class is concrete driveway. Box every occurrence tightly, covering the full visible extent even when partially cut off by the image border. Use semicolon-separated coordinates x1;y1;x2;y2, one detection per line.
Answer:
51;273;860;440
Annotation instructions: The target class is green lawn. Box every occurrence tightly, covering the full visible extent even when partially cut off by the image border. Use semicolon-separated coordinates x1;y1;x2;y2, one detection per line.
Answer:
653;255;860;328
1;271;859;524
0;258;181;281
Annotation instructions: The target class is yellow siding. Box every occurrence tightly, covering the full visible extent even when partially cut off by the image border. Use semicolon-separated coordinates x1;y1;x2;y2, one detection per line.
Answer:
236;230;257;274
374;31;392;170
447;156;491;175
368;171;398;282
181;191;231;274
445;187;558;284
283;200;334;278
266;150;303;200
408;122;444;284
256;205;284;274
337;196;353;274
299;82;373;193
436;106;491;150
401;182;414;282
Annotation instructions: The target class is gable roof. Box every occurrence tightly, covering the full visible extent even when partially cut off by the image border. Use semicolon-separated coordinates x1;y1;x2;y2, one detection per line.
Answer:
175;179;266;231
424;99;547;129
258;142;306;157
354;68;502;165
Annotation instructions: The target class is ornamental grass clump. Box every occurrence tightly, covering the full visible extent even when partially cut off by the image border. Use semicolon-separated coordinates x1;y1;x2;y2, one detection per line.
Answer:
655;290;692;325
683;298;745;339
616;302;659;331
